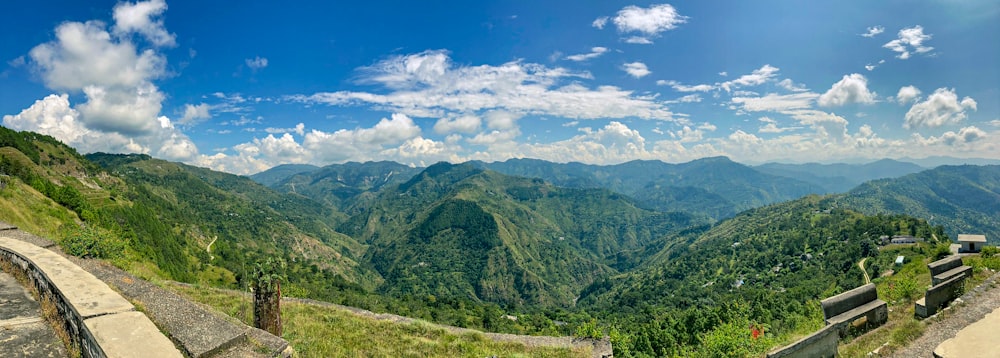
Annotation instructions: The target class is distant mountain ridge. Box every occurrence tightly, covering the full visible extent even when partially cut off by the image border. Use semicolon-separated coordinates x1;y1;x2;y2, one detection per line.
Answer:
835;164;1000;242
255;156;830;220
754;159;926;193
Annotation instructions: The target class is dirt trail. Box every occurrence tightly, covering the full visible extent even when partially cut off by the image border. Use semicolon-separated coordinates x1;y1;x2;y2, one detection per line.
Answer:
859;257;870;284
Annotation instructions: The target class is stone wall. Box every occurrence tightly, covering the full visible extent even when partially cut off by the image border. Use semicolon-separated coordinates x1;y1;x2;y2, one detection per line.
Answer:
0;236;182;358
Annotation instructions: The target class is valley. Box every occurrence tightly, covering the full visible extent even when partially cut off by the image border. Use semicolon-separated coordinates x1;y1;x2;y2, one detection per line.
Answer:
2;126;1000;357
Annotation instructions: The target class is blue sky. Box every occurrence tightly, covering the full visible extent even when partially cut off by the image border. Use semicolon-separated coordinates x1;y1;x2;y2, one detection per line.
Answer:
2;0;998;174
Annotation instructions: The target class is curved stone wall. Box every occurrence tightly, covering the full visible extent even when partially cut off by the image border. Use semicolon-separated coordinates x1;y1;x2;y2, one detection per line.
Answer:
0;235;182;358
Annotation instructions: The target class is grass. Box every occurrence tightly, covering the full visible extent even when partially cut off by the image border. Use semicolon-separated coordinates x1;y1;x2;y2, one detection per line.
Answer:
167;283;588;358
0;179;77;238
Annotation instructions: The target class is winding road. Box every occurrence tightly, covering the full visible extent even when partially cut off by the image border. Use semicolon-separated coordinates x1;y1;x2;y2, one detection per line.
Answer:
859;257;871;284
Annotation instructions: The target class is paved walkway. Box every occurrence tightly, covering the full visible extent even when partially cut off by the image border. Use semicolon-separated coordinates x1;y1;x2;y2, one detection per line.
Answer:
0;271;67;358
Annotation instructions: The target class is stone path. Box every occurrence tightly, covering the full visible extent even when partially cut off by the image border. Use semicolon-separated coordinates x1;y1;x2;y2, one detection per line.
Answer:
890;271;1000;357
0;271;67;358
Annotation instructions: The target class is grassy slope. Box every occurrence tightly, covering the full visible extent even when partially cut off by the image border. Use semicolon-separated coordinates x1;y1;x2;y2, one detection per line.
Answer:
167;283;588;358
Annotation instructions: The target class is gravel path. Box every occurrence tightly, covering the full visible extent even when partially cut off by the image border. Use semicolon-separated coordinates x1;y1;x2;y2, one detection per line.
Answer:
890;271;1000;357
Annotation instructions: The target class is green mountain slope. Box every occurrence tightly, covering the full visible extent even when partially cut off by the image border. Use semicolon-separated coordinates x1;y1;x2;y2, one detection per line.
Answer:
268;161;420;213
479;156;825;219
341;162;706;307
577;195;947;357
835;165;1000;242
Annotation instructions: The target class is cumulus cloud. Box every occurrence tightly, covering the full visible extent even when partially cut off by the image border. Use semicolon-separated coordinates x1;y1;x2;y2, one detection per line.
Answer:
622;62;651;78
914;126;987;146
595;3;687;44
817;73;876;107
861;26;884;38
112;0;176;47
904;88;977;128
896;85;922;104
245;56;268;71
179;103;211;125
9;0;199;160
884;26;933;59
565;47;608;62
291;50;679;123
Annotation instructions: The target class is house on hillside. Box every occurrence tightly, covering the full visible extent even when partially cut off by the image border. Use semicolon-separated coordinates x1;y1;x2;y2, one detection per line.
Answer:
890;235;921;244
958;234;988;253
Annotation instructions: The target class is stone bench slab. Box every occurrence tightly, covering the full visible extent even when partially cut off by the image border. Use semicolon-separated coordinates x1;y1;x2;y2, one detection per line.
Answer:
85;311;183;358
933;265;972;286
934;305;1000;358
825;299;888;327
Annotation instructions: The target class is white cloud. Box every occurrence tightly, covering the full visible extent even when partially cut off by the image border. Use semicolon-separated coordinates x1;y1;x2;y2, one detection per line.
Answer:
914;126;987;146
245;56;268;70
292;50;679;123
861;26;884;38
988;120;1000;128
657;80;714;92
731;92;818;112
565;47;608;62
676;94;702;103
592;17;609;29
720;64;779;92
896;85;922;104
434;114;481;134
622;62;651;78
29;21;167;90
112;0;176;47
884;26;933;59
17;1;192;160
904;88;977;128
264;123;305;136
757;116;801;133
608;3;688;44
623;36;654;45
817;73;876;107
179;103;211;125
777;79;807;92
718;71;727;77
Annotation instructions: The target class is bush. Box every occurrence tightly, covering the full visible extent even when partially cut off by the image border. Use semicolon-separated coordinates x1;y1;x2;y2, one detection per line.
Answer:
981;246;998;258
60;225;125;259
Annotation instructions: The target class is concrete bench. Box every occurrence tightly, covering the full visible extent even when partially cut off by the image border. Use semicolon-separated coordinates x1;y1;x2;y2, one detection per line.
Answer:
928;255;972;286
820;283;888;336
916;274;966;319
766;324;838;358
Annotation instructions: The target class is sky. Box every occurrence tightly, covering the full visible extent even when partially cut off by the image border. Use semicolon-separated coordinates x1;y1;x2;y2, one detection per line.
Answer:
1;0;998;175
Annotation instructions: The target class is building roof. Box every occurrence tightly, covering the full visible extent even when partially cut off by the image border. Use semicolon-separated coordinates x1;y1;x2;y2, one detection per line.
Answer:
958;234;987;243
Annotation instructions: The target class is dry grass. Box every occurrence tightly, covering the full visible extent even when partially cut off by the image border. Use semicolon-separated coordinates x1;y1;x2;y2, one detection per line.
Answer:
167;283;588;358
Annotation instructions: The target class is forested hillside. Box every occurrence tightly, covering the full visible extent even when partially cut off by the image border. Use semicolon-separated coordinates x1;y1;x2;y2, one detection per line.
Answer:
479;157;826;219
835;165;1000;242
577;195;947;357
340;162;706;307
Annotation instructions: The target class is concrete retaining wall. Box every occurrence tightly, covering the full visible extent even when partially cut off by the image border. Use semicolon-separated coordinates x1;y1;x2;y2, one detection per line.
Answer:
766;324;838;358
0;236;182;358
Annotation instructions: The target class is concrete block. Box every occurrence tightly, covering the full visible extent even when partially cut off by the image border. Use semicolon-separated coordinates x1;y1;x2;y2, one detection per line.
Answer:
766;324;838;358
821;283;878;320
934;306;1000;358
84;311;183;358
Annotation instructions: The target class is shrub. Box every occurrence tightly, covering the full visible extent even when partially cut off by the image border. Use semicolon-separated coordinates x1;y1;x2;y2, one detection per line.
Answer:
60;225;125;259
